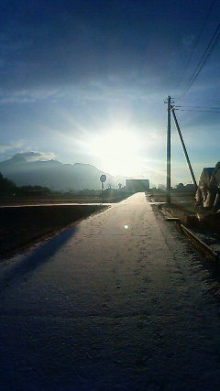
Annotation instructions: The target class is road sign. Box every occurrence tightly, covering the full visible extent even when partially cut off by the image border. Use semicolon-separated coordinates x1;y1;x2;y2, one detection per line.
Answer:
100;175;106;183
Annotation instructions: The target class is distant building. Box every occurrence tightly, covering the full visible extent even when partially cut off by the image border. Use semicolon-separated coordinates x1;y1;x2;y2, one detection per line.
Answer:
126;179;150;192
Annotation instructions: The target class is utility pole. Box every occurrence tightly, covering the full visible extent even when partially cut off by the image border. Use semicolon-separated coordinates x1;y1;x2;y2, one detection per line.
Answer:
166;96;171;203
171;108;197;188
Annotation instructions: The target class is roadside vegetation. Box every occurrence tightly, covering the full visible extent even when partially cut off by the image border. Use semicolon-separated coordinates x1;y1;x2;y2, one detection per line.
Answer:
0;172;132;205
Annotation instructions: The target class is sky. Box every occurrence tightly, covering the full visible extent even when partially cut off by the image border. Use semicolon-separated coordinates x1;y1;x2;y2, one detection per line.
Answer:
0;0;220;186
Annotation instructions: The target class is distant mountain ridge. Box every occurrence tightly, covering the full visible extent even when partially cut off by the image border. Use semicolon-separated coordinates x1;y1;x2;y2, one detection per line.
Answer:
0;153;117;191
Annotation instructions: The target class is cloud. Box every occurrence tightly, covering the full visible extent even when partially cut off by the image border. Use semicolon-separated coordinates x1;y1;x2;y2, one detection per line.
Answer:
0;88;61;105
0;140;24;153
16;151;56;162
0;0;206;93
0;144;13;153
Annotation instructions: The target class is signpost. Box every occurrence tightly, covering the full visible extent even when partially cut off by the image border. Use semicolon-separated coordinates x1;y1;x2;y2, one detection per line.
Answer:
100;174;106;196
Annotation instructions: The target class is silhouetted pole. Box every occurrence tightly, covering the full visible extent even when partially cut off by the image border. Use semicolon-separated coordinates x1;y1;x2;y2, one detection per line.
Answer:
166;96;171;203
171;108;197;187
100;174;106;201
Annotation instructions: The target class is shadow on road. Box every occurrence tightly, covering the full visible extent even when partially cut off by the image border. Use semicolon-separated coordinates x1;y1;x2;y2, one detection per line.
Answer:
0;226;77;292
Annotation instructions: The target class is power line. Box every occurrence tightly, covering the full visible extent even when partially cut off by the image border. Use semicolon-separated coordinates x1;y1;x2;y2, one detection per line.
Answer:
178;109;220;112
188;23;220;84
176;0;217;97
182;0;217;74
176;105;220;108
176;105;220;111
179;22;220;99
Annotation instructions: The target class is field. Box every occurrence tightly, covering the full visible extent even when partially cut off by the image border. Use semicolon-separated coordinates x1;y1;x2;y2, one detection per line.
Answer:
0;204;108;260
0;192;135;259
0;192;131;206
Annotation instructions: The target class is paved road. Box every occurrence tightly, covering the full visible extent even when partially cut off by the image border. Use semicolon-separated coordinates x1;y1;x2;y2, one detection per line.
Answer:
0;193;220;391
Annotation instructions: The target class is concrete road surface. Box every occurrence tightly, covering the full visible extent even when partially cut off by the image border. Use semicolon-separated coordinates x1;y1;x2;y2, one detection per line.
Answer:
0;192;220;391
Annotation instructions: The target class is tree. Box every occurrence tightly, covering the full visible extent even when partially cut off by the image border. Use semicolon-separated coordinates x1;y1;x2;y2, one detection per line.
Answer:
176;183;185;190
0;172;16;194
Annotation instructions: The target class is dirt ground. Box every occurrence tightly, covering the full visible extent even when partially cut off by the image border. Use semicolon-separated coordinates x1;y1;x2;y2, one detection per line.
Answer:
148;191;196;223
148;191;220;235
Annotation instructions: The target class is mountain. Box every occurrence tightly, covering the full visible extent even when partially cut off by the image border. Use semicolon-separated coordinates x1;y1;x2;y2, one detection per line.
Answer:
0;153;117;191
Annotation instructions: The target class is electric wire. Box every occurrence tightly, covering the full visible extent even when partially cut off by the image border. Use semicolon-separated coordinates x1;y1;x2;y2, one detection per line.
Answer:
176;105;220;109
178;21;220;100
178;109;220;112
176;0;217;99
189;24;220;80
175;104;220;112
182;0;217;75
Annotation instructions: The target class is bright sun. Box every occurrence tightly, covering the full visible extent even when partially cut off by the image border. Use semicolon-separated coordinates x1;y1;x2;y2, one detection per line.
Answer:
88;130;141;176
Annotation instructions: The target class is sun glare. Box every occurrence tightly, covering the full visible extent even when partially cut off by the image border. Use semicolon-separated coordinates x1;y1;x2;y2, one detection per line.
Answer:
88;130;142;176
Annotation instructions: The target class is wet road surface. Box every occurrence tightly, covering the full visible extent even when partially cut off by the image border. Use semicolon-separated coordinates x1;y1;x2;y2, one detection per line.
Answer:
0;192;220;390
